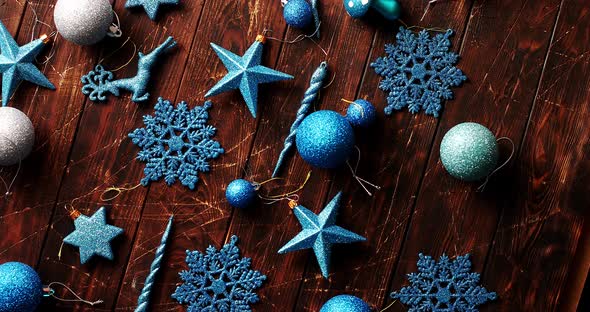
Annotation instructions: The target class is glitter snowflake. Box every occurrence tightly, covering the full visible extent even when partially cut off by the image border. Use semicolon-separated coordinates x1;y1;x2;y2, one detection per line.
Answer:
391;253;496;312
172;235;266;312
371;27;467;117
129;97;224;190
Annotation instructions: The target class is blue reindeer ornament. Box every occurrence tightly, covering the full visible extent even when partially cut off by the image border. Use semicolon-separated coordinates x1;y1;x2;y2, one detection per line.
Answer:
82;36;177;103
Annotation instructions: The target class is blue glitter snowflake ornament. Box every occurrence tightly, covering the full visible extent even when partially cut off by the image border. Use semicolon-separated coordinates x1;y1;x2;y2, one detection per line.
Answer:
172;235;266;312
391;253;496;311
129;98;224;190
371;27;467;117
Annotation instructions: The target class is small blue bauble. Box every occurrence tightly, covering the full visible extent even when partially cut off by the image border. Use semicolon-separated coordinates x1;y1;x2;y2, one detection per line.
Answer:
346;99;377;128
0;262;43;312
283;0;313;29
344;0;402;20
226;179;257;209
440;122;499;181
320;295;371;312
296;110;355;169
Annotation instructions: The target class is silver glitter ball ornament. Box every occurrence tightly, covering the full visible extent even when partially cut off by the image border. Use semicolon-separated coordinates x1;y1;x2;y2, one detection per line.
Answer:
0;107;35;166
54;0;114;45
440;122;498;181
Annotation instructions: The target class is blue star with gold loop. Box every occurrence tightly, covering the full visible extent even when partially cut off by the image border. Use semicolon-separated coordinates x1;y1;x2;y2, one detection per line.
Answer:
125;0;179;20
278;191;366;278
0;21;55;106
63;207;124;264
206;35;293;118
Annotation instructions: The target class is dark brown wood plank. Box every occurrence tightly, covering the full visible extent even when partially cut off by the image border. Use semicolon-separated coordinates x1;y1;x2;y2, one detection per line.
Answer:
483;0;589;309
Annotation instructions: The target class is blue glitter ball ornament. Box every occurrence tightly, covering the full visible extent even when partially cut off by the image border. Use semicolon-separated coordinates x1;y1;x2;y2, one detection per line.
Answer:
440;122;499;181
226;179;258;209
0;262;43;312
296;110;355;169
346;99;377;128
344;0;402;20
320;295;371;312
283;0;313;28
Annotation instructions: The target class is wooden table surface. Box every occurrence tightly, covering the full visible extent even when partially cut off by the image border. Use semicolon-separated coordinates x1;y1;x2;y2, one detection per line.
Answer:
1;0;589;311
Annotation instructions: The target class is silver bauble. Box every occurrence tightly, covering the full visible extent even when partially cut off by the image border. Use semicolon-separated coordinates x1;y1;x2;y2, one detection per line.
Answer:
54;0;113;46
0;107;35;166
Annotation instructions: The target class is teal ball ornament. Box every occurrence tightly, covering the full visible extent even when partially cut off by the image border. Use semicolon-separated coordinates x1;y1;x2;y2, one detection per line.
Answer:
346;99;376;128
344;0;402;20
440;122;499;181
320;295;371;312
226;179;257;209
283;0;313;29
296;110;355;169
0;262;43;312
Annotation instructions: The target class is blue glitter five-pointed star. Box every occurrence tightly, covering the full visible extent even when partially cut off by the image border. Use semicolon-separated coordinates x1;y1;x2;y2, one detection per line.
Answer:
63;207;124;264
125;0;179;20
278;191;366;278
0;21;55;106
205;36;293;118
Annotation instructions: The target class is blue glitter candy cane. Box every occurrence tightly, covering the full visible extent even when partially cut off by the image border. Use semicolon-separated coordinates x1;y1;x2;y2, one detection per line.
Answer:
272;61;328;177
135;215;174;312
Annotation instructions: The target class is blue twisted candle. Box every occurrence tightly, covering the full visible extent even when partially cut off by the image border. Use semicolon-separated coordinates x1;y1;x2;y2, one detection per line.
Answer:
272;61;328;177
135;215;174;312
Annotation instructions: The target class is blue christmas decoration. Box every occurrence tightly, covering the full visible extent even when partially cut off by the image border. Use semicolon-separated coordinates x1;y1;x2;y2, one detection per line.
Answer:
344;0;402;20
63;207;124;264
205;35;293;118
125;0;179;20
391;253;497;311
345;99;377;128
320;295;371;312
82;36;176;103
129;98;224;190
0;262;43;312
172;235;266;311
226;179;258;209
371;27;467;117
0;21;55;106
278;191;366;278
283;0;313;29
296;110;355;169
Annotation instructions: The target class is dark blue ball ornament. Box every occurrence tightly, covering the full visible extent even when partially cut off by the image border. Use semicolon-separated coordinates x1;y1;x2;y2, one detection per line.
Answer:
283;0;313;29
0;262;43;312
346;99;377;128
296;110;355;169
320;295;372;312
226;179;258;209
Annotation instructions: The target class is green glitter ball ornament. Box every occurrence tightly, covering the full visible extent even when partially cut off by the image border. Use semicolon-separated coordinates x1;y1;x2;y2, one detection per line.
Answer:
440;122;498;181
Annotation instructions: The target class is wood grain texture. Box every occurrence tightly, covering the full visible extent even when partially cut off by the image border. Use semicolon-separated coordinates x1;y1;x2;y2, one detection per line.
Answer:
0;0;588;311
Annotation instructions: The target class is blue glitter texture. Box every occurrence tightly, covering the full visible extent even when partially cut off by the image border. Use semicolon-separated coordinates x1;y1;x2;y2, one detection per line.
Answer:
0;262;42;312
0;21;55;106
172;235;266;312
391;253;497;311
226;179;257;209
278;191;366;278
82;36;176;103
296;110;355;169
320;295;371;312
371;27;467;117
283;0;313;29
345;99;377;128
125;0;179;20
63;207;124;264
129;98;224;190
205;37;293;118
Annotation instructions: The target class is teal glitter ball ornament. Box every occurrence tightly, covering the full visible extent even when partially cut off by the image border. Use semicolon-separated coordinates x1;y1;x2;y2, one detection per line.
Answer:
320;295;371;312
226;179;258;209
345;99;376;128
0;262;43;312
440;122;499;181
283;0;313;29
296;110;355;169
344;0;402;20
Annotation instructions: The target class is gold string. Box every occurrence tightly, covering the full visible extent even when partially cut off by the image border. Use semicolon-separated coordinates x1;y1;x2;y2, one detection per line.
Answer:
398;20;448;33
100;183;142;202
257;171;312;205
380;300;397;312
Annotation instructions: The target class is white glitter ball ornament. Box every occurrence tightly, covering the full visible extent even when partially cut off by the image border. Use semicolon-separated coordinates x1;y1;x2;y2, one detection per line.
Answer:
54;0;114;45
0;107;35;166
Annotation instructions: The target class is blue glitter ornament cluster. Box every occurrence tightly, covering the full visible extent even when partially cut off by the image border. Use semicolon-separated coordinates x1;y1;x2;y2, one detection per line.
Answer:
320;295;371;312
226;179;258;209
0;262;42;312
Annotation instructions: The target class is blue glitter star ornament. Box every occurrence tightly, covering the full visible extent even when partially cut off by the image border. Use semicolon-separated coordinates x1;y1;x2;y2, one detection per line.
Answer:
278;191;366;278
172;235;266;311
371;27;467;117
63;207;124;264
0;21;55;106
206;35;294;118
391;253;497;311
125;0;179;20
129;97;224;190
